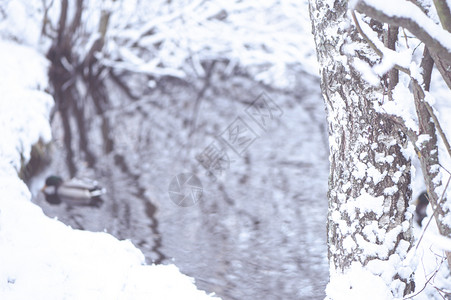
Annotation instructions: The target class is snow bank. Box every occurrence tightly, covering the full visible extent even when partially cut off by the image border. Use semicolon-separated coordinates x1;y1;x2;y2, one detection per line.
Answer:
326;263;398;300
325;246;414;300
0;178;216;299
0;35;216;300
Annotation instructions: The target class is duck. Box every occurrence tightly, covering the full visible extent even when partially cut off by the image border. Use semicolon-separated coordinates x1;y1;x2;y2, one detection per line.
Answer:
41;175;106;207
415;191;429;226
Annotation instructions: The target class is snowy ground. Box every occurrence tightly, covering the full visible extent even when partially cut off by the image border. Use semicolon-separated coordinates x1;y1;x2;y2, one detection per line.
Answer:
0;35;217;300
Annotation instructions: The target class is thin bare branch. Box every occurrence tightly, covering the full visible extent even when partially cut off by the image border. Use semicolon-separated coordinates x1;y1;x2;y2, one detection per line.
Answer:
83;2;114;66
56;0;68;45
68;0;84;37
403;255;447;299
424;101;451;159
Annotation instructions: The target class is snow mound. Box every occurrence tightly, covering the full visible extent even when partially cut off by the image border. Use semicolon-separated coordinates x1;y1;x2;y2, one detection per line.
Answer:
0;38;217;300
326;264;395;300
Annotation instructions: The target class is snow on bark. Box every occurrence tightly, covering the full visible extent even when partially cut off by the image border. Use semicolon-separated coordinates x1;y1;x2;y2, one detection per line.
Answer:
309;0;414;298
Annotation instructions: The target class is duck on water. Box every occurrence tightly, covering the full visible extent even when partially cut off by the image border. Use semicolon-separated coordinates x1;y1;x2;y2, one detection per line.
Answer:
41;175;106;207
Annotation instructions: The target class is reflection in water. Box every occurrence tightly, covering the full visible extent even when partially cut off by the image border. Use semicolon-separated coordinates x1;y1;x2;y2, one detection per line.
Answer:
34;69;329;299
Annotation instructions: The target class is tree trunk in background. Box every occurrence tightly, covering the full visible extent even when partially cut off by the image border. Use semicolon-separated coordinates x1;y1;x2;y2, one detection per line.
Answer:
309;0;414;296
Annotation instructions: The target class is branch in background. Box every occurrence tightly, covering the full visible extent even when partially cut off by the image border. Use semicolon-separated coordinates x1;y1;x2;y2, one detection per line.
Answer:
109;70;141;101
189;60;216;138
424;101;451;159
56;0;68;46
406;0;429;14
418;40;451;159
68;0;84;38
385;25;399;99
84;0;115;67
433;0;451;32
432;0;451;89
40;0;55;38
429;45;451;90
354;0;451;65
420;47;434;91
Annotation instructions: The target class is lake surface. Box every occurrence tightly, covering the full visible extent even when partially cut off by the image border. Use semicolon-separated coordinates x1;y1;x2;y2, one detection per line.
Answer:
32;68;330;299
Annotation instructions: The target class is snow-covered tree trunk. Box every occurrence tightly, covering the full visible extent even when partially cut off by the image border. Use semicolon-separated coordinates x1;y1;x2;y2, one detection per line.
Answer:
309;0;414;297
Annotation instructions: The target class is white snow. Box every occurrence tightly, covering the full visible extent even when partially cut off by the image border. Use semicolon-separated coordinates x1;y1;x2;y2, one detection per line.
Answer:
353;192;385;218
0;24;217;300
0;40;53;172
378;82;419;133
352;58;380;86
0;1;42;47
416;134;431;150
326;263;395;300
0;185;217;299
343;236;357;252
424;231;451;252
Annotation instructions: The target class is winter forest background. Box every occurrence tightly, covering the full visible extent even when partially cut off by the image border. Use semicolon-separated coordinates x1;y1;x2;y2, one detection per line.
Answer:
0;0;450;299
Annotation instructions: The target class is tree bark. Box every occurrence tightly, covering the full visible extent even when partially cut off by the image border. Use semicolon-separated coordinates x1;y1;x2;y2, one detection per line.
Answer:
309;0;414;296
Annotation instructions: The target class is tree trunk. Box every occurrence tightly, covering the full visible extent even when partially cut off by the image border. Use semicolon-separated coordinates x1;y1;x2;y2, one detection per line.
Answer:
309;0;414;297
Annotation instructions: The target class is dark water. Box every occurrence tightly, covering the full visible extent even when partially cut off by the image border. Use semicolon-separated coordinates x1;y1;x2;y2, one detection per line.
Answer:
33;68;329;299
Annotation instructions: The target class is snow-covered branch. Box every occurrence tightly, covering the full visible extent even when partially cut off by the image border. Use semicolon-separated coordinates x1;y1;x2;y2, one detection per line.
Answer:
350;11;411;75
354;0;451;65
99;0;316;88
350;6;451;162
